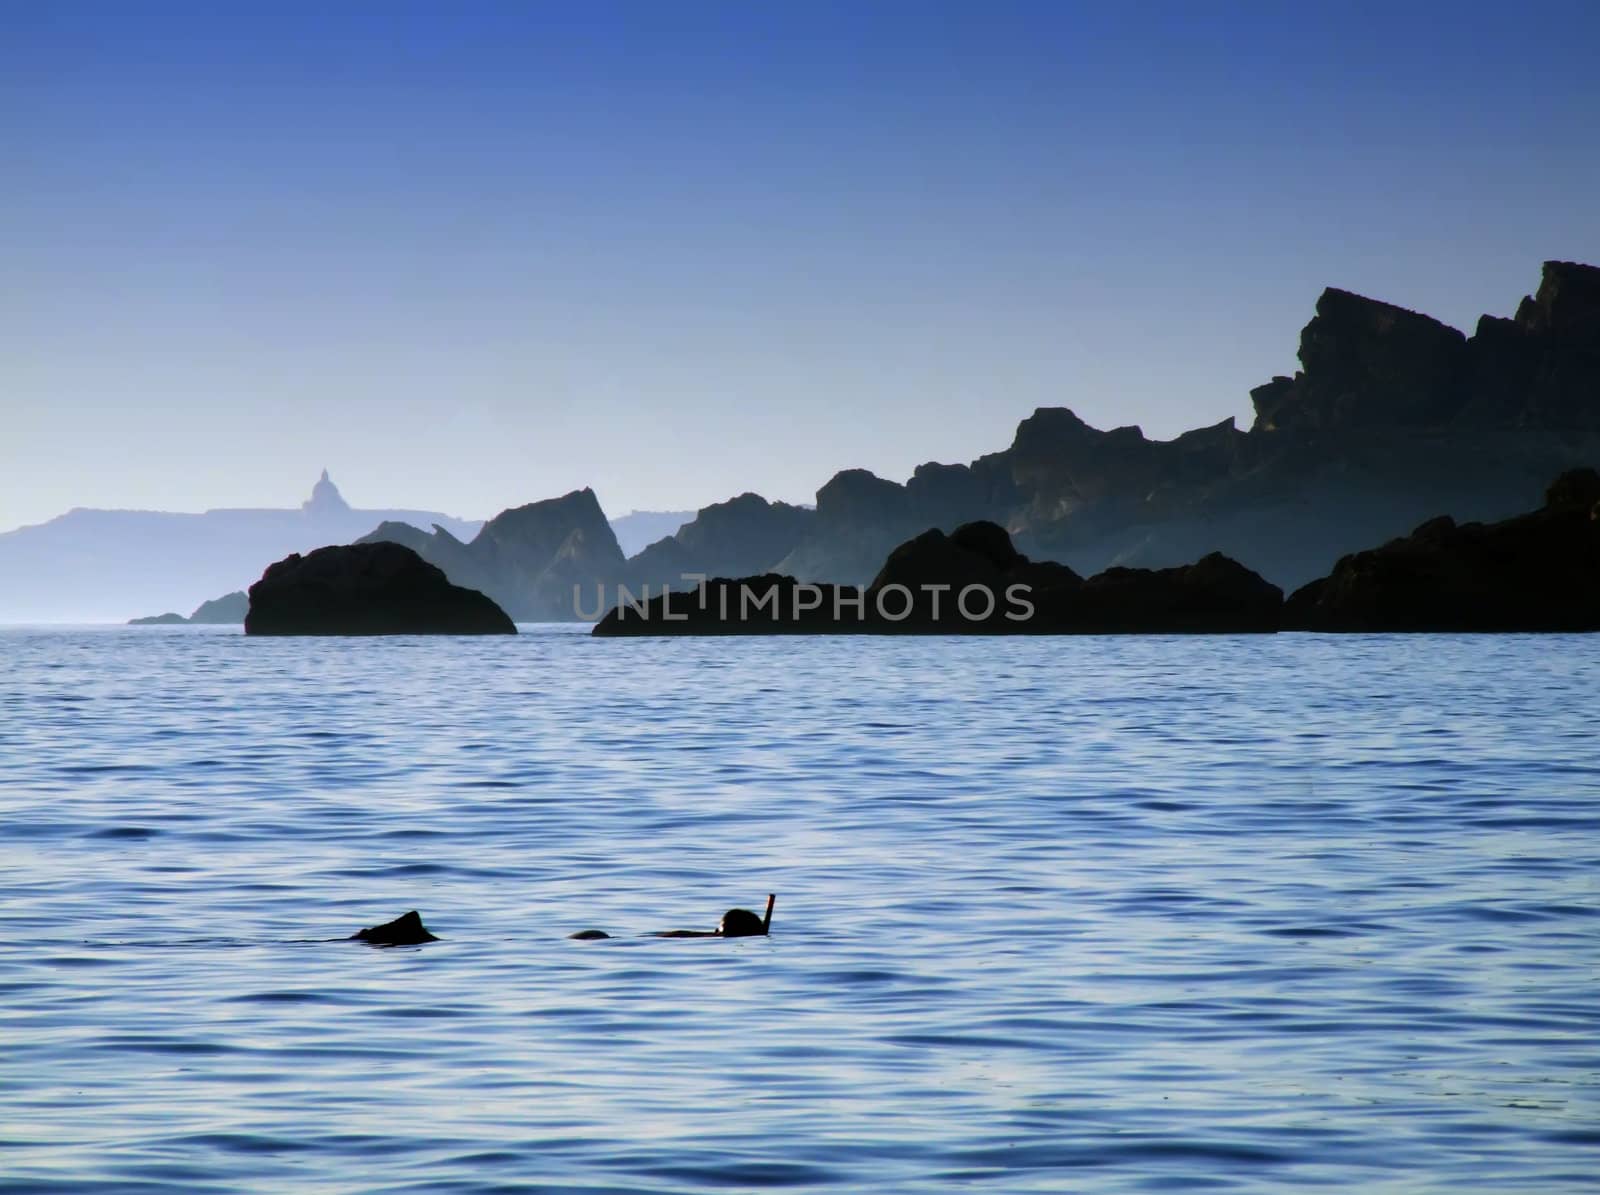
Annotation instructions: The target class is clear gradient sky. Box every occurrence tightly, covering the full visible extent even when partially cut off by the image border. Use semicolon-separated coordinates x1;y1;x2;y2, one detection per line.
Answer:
4;1;1598;531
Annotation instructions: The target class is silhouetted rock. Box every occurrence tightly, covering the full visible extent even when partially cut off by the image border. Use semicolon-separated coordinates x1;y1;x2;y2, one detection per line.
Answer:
1054;553;1284;633
1249;288;1470;432
128;611;187;625
1546;466;1600;509
620;492;814;595
358;489;623;622
906;460;1017;531
777;469;924;585
672;493;814;574
594;522;1278;635
245;542;516;635
77;260;1600;629
618;534;696;589
188;591;247;623
864;521;1081;629
596;573;863;636
351;910;438;946
1285;468;1600;631
770;261;1600;592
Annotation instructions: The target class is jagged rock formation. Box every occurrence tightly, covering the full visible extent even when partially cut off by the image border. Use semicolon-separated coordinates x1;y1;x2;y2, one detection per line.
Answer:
1285;468;1600;631
770;261;1600;592
245;542;516;635
358;489;623;622
378;260;1600;620
593;521;1281;635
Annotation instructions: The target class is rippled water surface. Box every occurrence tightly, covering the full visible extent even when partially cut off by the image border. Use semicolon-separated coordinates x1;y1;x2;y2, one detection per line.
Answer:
2;627;1597;1193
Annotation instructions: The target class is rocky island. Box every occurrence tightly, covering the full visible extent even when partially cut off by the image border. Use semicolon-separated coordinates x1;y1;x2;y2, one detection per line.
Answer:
244;542;516;636
594;471;1599;636
592;520;1284;636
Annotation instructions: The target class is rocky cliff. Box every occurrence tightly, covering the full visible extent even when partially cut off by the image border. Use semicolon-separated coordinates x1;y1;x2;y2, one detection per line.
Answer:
621;492;814;593
1285;467;1600;631
358;488;623;622
370;260;1600;619
771;260;1600;590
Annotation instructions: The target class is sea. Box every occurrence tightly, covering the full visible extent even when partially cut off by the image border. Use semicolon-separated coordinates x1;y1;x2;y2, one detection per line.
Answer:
1;626;1596;1193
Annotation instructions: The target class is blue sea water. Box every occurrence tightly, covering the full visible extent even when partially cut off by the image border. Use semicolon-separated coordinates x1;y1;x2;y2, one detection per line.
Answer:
1;626;1596;1194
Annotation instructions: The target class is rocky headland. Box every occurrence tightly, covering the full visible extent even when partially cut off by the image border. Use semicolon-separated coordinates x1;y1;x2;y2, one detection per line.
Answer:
764;261;1600;591
128;590;248;626
594;469;1598;636
95;258;1600;626
364;260;1600;619
1285;468;1600;632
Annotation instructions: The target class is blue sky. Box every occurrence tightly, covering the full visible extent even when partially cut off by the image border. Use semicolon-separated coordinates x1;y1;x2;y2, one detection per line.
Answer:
4;1;1597;529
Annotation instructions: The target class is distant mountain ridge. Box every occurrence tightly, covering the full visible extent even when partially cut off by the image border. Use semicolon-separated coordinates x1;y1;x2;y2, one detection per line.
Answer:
766;259;1600;590
129;591;247;626
576;259;1599;609
0;474;483;623
13;259;1597;623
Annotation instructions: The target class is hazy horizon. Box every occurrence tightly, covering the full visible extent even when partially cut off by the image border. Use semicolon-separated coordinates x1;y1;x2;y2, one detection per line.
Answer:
6;1;1599;533
0;468;670;534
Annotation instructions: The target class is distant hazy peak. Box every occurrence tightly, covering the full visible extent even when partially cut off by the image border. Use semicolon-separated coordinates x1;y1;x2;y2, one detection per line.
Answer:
302;469;350;516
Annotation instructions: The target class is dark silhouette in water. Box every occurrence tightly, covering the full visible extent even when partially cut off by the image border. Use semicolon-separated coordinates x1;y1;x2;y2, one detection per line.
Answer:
718;897;775;937
1284;467;1600;631
351;910;438;946
569;894;775;941
246;541;516;636
592;523;1283;637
